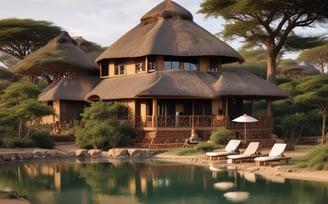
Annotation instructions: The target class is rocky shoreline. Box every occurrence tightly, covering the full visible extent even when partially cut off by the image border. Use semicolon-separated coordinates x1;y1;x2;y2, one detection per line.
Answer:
0;146;165;162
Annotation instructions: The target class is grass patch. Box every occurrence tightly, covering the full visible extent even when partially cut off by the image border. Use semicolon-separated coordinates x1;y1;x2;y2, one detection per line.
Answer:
164;142;220;156
294;144;328;170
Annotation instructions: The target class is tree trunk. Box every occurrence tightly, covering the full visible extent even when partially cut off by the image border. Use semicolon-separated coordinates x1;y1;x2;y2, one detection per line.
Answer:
266;48;277;84
18;119;23;139
321;110;327;145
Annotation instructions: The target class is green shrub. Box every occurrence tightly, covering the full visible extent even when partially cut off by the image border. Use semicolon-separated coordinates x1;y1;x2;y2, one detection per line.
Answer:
75;101;136;150
31;131;55;149
75;119;136;150
1;137;35;148
210;127;232;145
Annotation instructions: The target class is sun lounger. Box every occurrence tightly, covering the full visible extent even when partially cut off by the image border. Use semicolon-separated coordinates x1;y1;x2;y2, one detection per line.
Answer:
226;142;260;163
254;143;290;166
206;139;241;160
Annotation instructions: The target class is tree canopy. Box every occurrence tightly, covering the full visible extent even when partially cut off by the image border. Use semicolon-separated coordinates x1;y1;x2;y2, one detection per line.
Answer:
0;18;62;60
293;75;328;144
0;81;53;139
199;0;328;83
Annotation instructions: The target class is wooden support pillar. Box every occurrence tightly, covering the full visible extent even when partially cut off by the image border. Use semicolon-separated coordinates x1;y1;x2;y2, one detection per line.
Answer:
152;98;158;127
266;99;272;117
225;97;229;127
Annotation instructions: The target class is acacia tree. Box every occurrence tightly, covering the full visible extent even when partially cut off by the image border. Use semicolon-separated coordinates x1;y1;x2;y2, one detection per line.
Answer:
199;0;328;83
0;81;53;138
293;75;328;145
0;18;62;60
297;44;328;74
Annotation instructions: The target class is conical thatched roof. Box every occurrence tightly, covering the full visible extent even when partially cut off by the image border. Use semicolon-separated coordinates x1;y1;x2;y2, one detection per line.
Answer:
96;0;244;64
85;70;288;101
38;73;100;101
12;31;99;75
214;69;289;99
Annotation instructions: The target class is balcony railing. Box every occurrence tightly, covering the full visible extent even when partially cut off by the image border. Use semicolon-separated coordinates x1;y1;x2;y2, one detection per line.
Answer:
135;115;272;129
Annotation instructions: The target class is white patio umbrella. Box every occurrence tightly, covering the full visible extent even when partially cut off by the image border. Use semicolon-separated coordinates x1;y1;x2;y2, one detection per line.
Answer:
232;114;258;142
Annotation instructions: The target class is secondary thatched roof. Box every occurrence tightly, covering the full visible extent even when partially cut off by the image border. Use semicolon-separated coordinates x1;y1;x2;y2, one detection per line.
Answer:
12;31;99;75
38;73;100;101
280;63;320;76
96;0;244;64
85;70;289;101
74;37;104;62
213;69;289;99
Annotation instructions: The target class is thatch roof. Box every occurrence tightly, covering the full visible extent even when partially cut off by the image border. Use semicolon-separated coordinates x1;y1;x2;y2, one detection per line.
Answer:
38;73;100;101
74;37;104;62
96;0;244;64
214;69;289;99
85;70;289;101
12;31;99;75
280;63;320;76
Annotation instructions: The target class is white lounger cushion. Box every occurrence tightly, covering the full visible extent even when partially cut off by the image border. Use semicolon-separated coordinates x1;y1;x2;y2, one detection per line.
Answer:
206;140;241;157
254;156;285;161
225;139;242;152
227;154;252;159
254;143;287;162
227;142;260;160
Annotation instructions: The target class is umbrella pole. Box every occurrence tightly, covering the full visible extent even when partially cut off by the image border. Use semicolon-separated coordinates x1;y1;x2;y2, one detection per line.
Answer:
244;123;246;143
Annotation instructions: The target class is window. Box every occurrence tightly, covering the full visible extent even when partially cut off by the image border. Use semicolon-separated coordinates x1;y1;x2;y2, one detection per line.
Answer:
148;55;158;72
164;56;198;71
183;62;198;71
136;58;145;72
208;57;220;72
100;60;109;77
114;62;126;75
118;105;129;119
164;61;180;70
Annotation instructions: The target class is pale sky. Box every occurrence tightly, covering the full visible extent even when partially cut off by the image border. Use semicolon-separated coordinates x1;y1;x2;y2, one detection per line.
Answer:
0;0;235;48
1;0;326;59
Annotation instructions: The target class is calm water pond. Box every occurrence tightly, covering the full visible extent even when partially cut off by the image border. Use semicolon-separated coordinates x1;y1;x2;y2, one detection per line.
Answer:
0;158;327;204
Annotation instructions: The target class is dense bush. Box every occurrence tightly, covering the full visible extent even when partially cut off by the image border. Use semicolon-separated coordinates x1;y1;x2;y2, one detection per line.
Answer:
210;127;232;145
1;137;34;148
295;145;328;170
75;102;136;150
31;131;55;149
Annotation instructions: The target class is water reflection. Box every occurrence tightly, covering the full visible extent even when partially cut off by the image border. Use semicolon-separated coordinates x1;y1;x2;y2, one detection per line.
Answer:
0;159;327;204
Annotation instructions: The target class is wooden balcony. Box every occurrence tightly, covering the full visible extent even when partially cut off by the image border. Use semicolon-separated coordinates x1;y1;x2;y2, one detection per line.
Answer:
135;114;272;130
135;114;273;148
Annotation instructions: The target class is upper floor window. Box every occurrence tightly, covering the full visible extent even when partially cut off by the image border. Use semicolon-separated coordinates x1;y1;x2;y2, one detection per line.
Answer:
208;57;220;72
114;61;126;75
183;58;198;71
164;56;198;71
100;60;109;77
148;55;158;72
136;57;145;72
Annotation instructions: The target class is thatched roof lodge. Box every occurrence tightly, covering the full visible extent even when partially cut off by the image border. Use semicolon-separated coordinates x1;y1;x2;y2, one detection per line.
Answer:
16;0;288;147
81;0;288;148
11;31;100;132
